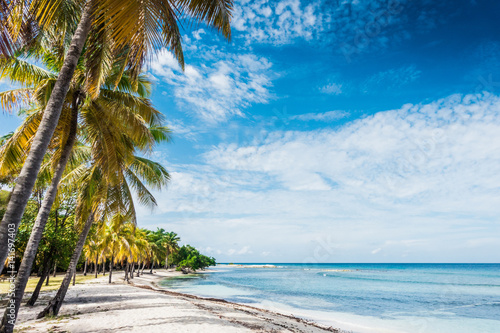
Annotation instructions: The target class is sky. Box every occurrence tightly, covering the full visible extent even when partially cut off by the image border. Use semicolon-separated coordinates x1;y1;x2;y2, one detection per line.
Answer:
2;0;500;263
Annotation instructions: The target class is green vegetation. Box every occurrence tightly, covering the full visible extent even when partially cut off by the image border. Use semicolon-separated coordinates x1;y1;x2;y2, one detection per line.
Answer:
0;1;231;331
0;191;9;210
173;245;216;273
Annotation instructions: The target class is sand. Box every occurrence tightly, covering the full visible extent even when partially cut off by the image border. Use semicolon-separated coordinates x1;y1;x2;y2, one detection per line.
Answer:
11;270;346;333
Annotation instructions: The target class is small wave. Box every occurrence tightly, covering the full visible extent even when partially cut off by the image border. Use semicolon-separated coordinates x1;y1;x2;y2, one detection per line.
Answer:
318;273;500;287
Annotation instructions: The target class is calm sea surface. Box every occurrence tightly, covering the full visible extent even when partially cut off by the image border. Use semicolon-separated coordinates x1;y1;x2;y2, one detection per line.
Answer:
159;263;500;333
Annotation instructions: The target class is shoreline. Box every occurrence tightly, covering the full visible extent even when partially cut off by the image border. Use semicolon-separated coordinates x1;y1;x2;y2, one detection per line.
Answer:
9;270;348;332
132;271;343;332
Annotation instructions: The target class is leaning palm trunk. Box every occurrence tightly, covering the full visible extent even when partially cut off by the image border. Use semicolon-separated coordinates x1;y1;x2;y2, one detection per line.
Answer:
0;106;79;333
26;254;53;306
37;212;95;319
0;0;94;274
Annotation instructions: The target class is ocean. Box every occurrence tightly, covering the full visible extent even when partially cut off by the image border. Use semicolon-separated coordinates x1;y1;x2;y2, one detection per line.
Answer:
158;263;500;333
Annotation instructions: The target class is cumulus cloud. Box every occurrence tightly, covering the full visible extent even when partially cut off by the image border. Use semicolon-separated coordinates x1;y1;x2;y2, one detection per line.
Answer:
150;50;273;123
140;93;500;263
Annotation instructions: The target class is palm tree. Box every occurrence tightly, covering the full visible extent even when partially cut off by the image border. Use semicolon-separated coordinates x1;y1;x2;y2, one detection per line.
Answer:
163;232;180;269
99;213;136;284
0;50;165;332
0;0;233;275
1;62;170;333
36;117;170;319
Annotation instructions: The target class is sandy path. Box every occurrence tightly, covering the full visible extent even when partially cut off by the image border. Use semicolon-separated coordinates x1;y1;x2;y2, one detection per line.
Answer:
12;271;344;333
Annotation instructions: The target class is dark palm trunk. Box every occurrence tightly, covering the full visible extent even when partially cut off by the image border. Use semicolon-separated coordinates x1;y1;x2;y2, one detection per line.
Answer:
46;263;51;286
52;260;57;277
0;0;94;275
26;255;52;306
37;212;95;319
124;261;129;282
94;255;98;278
72;270;76;286
83;259;87;276
108;255;114;284
0;102;80;332
140;261;146;275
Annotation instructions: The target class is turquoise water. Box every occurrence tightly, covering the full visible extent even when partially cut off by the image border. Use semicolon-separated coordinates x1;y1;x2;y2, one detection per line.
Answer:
159;264;500;333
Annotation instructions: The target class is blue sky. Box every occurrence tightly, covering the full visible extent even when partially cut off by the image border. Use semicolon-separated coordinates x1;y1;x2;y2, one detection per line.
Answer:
2;0;500;263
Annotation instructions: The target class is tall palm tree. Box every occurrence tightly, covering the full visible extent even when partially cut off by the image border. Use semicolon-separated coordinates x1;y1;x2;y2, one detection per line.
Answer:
99;213;136;284
163;231;180;269
0;63;168;333
0;0;233;274
35;111;170;319
0;58;163;332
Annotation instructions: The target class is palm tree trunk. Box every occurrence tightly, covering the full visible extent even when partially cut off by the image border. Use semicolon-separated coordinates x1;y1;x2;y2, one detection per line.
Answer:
124;261;129;282
94;255;98;278
140;261;145;275
0;0;94;275
108;255;114;284
72;270;76;286
37;212;95;319
52;260;57;278
26;255;52;306
46;262;51;286
83;259;87;276
0;104;79;332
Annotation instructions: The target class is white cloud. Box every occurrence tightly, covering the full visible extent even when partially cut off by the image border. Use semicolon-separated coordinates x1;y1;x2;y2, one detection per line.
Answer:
227;246;253;256
292;110;349;121
141;93;500;263
192;28;206;40
320;83;343;95
151;50;273;123
232;0;325;45
361;65;422;93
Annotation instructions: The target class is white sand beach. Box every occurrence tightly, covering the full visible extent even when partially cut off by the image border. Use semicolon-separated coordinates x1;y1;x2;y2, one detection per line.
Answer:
12;271;345;333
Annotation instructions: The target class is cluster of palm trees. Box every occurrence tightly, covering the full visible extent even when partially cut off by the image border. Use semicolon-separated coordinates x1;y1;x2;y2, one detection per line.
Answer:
84;226;180;284
0;0;233;332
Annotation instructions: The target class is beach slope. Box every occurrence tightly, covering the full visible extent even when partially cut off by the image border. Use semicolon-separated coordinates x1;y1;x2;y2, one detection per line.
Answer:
10;271;343;333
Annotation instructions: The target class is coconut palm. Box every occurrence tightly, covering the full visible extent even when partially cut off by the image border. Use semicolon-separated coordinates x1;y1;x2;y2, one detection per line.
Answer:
146;228;167;272
163;231;180;269
0;61;168;333
99;213;136;283
0;0;233;274
36;116;170;319
0;62;162;331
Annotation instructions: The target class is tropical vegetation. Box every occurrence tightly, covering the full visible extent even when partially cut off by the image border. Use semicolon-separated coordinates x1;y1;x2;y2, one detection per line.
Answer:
0;1;230;331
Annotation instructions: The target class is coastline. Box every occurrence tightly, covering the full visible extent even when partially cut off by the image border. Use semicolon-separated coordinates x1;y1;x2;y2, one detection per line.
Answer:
8;270;347;333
